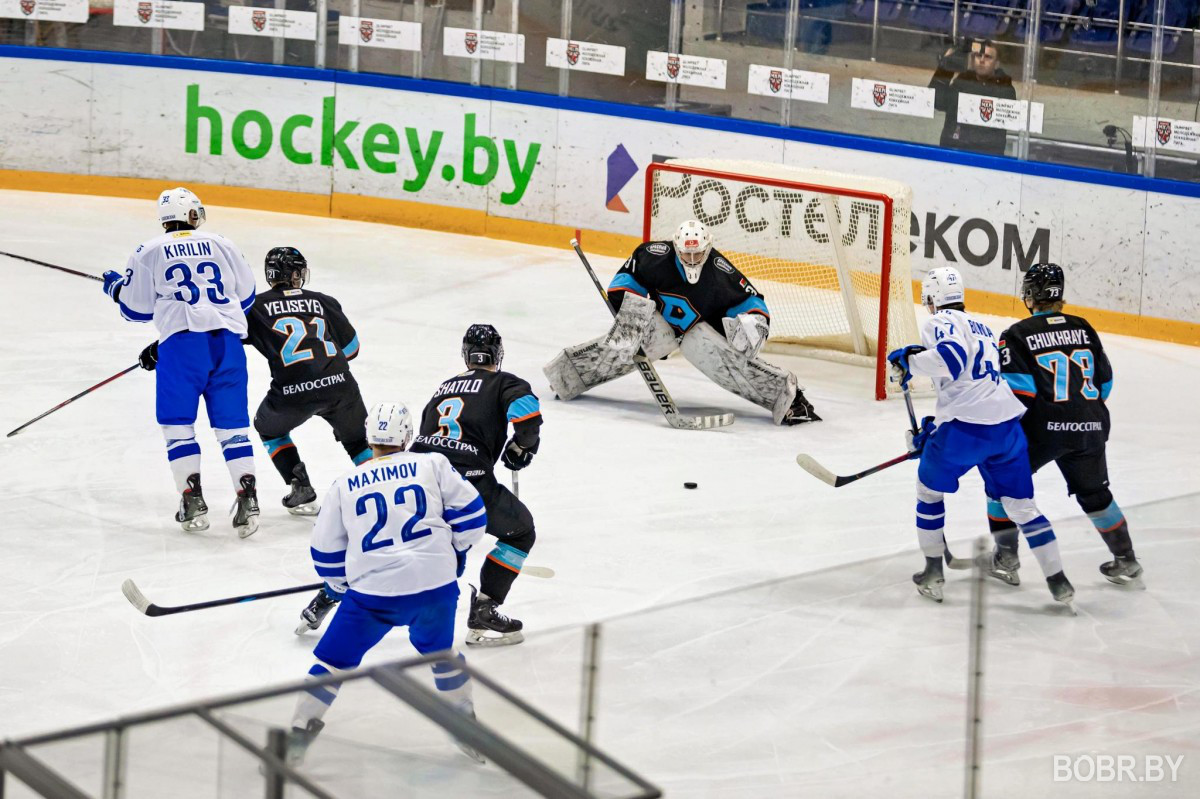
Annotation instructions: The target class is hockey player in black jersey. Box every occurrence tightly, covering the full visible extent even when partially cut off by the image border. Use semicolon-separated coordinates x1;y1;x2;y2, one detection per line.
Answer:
411;324;542;646
544;219;820;425
244;247;371;524
985;263;1142;586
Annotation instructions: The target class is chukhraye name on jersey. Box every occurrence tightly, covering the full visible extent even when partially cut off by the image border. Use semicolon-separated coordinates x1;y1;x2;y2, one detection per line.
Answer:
161;240;214;258
1023;328;1093;351
347;461;420;491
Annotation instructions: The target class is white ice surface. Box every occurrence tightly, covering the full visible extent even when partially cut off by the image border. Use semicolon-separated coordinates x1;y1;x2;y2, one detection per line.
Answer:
0;190;1198;797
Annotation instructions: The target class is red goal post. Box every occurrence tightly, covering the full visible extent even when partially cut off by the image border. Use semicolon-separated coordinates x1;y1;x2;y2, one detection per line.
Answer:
643;159;921;400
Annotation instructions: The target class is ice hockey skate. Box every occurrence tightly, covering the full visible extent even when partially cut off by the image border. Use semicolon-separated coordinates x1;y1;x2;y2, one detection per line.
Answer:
231;474;260;538
466;586;524;647
294;588;340;635
284;718;324;767
1046;571;1076;613
282;463;319;516
780;388;821;425
175;473;210;532
979;547;1021;586
1100;555;1144;588
912;556;945;603
451;703;486;764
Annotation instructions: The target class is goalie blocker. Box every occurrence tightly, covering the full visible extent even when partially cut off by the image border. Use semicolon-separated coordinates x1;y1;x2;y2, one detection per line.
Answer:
544;222;820;426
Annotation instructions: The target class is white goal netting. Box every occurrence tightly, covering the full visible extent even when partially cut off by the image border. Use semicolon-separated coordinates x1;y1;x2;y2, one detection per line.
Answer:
645;158;921;399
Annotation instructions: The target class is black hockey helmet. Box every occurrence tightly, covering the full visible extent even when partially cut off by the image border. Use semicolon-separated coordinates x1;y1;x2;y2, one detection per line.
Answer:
1022;262;1065;309
265;247;309;288
462;324;503;368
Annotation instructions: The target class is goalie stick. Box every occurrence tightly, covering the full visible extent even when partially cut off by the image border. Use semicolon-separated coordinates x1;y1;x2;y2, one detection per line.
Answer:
569;238;734;431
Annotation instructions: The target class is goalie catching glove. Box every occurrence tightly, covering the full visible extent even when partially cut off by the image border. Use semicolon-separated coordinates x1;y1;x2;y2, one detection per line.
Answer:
906;416;935;459
887;345;926;389
722;313;770;359
501;438;538;471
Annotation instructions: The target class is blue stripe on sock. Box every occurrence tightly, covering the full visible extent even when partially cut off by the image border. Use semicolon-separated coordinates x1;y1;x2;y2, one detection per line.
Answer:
1089;502;1125;531
488;541;527;571
308;664;330;679
167;443;201;461
263;436;293;456
222;445;254;462
305;684;337;706
435;672;470;691
916;500;944;515
432;656;465;674
916;516;945;531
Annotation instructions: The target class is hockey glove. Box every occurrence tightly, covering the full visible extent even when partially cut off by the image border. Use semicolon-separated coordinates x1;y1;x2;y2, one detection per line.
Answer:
101;270;124;302
455;547;470;578
138;341;159;371
501;438;537;471
887;345;927;389
906;416;936;459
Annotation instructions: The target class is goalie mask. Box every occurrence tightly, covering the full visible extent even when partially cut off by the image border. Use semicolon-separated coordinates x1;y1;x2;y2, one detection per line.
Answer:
462;323;504;368
157;187;206;229
365;401;413;449
921;266;965;311
1021;262;1065;309
673;219;713;284
265;247;309;288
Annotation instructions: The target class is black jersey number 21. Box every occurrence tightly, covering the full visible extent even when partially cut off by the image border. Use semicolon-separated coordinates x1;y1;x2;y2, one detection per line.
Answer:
273;316;338;366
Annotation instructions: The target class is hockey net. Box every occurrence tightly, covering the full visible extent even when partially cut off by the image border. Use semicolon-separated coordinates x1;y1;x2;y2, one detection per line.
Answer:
644;159;921;400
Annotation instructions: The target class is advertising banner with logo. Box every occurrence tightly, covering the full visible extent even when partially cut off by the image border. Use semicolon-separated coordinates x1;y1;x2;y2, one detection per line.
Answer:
545;38;625;76
113;0;204;31
1132;115;1200;155
747;64;829;103
0;0;87;22
646;51;727;89
849;78;935;118
443;27;525;63
956;93;1044;134
228;6;316;40
0;55;1194;332
336;16;420;51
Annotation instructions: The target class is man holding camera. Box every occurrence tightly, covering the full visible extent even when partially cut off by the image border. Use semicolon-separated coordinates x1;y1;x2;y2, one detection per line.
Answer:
929;38;1016;156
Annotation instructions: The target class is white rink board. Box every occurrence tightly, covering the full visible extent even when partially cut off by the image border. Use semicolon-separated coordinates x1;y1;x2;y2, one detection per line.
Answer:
0;191;1196;797
0;54;1197;325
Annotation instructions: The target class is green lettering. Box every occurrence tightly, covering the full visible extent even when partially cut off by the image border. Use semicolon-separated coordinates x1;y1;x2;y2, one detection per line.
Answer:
403;128;443;192
231;110;273;160
500;140;540;205
185;84;222;155
281;114;314;165
362;123;400;174
321;96;359;169
461;113;497;186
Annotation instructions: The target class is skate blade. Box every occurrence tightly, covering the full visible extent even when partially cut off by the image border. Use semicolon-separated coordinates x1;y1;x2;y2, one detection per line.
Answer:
294;622;317;636
235;516;260;539
179;514;210;533
1058;598;1078;616
1104;574;1146;590
987;570;1020;587
286;503;320;517
455;741;487;764
465;629;525;647
915;581;945;603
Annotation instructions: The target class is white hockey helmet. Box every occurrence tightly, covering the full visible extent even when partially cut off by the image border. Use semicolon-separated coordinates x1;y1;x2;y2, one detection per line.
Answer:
921;266;965;311
365;401;414;449
157;187;206;229
673;219;714;284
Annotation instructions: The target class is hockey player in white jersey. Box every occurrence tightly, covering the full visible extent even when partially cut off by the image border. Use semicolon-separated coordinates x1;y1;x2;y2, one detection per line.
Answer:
887;267;1074;608
286;401;487;765
101;188;261;536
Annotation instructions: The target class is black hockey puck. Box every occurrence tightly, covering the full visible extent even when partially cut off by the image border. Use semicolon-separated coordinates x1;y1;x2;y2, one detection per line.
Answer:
683;482;698;489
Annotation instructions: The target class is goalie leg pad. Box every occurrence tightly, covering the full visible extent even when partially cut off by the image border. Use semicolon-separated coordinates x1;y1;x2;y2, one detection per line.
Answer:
543;294;675;400
678;321;796;424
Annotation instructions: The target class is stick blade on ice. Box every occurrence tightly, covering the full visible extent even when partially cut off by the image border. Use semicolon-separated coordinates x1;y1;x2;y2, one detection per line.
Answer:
795;454;838;486
121;579;155;615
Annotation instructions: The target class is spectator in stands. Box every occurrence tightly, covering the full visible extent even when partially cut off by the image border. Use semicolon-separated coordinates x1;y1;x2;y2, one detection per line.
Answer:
929;38;1016;156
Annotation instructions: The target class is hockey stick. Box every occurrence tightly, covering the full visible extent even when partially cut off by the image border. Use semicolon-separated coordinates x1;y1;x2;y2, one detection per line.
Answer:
121;578;323;617
0;250;103;282
569;238;734;431
795;450;911;487
7;364;139;437
503;470;555;577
